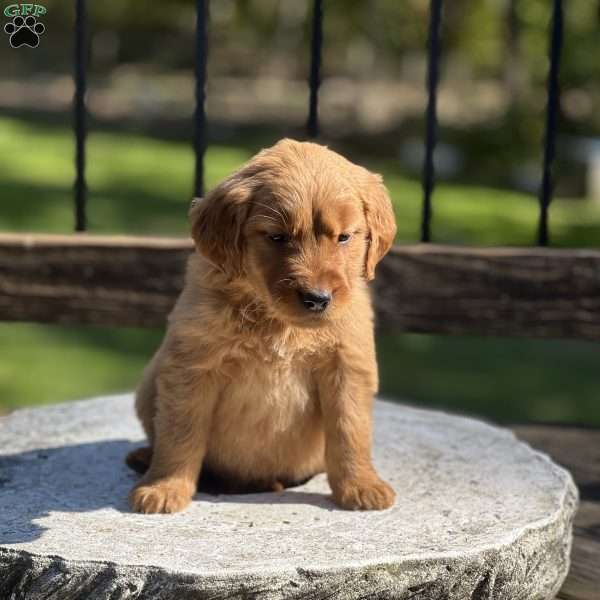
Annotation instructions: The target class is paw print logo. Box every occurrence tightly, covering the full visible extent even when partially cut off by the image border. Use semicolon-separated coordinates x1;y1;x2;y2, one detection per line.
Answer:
4;15;45;48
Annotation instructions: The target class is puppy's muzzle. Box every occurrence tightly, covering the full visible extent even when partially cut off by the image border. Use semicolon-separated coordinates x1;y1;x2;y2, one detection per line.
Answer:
298;289;331;312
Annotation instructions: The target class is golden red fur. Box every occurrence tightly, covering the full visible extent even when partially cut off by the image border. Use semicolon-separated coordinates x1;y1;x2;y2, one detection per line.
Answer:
127;139;397;513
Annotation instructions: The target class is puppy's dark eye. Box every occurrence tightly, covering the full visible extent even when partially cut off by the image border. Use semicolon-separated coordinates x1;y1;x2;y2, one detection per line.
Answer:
338;233;352;244
268;234;290;244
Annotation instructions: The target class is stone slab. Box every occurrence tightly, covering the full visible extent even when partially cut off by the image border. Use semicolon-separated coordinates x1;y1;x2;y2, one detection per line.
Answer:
0;395;578;599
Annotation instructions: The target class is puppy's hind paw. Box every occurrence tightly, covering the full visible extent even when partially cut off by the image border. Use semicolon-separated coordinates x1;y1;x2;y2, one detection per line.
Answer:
332;476;396;511
129;479;194;514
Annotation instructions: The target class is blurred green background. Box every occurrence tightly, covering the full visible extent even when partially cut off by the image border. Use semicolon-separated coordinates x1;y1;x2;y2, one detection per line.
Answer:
1;0;599;423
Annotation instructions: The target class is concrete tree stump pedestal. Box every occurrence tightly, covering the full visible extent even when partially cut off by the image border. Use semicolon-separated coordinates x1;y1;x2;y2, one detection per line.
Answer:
0;395;577;599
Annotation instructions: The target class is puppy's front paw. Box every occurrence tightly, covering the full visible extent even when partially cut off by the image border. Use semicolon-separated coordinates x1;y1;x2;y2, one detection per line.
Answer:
129;479;194;514
332;475;396;511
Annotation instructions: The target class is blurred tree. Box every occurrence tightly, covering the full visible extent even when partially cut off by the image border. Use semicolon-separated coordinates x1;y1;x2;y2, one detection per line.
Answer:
27;0;599;83
1;0;597;134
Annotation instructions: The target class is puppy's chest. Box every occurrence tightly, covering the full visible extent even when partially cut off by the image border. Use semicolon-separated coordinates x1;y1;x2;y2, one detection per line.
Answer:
220;340;320;429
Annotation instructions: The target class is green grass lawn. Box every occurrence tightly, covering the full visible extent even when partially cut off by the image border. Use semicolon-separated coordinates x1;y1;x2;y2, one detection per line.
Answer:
1;116;599;424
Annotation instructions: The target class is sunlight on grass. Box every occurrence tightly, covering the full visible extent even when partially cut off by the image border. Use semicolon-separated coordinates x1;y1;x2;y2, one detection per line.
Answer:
2;116;599;245
0;324;163;409
383;175;600;246
377;333;600;424
0;118;253;234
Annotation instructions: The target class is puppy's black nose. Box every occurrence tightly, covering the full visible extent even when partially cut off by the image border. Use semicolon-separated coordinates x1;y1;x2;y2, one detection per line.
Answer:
299;289;332;312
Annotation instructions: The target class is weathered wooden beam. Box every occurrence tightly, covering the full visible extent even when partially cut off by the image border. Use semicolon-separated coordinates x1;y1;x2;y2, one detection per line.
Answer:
372;244;600;340
0;233;192;328
1;233;600;340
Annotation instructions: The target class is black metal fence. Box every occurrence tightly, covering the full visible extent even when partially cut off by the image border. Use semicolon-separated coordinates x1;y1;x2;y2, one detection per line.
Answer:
71;0;564;245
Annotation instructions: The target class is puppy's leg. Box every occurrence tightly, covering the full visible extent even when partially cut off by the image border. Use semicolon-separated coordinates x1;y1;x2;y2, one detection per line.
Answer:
134;345;165;442
129;355;219;514
125;347;162;473
317;354;395;511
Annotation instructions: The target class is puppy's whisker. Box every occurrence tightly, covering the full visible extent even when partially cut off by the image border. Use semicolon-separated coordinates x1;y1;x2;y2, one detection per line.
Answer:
239;298;263;326
247;215;280;225
253;201;284;217
252;202;289;228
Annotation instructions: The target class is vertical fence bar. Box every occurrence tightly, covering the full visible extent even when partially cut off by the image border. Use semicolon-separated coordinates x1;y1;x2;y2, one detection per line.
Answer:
194;0;208;198
421;0;443;243
537;0;563;246
73;0;87;232
307;0;323;138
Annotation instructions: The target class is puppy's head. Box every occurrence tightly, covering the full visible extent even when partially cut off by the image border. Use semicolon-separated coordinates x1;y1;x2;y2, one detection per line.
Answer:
190;139;396;326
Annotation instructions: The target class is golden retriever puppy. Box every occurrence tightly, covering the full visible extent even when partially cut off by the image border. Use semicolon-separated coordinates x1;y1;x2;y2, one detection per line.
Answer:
127;138;397;513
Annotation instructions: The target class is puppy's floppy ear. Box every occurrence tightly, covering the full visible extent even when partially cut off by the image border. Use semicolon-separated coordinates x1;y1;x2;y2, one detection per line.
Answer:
363;174;397;281
188;170;254;275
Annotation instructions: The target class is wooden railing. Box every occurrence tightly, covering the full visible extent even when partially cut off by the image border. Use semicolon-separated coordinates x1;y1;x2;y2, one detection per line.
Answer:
2;233;599;340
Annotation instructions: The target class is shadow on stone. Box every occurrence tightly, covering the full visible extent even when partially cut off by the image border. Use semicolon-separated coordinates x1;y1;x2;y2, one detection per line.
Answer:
126;444;325;497
1;440;137;544
0;439;335;546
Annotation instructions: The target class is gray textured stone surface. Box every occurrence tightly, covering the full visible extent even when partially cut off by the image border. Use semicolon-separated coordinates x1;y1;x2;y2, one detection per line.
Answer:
0;394;577;599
